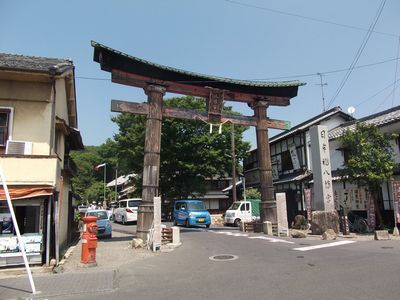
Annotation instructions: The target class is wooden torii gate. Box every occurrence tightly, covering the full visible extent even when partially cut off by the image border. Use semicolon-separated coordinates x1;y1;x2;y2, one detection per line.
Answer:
92;41;304;241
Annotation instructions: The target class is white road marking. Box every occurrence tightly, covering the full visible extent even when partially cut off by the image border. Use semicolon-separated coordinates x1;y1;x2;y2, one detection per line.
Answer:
293;240;356;251
214;231;249;237
212;231;293;243
248;236;295;244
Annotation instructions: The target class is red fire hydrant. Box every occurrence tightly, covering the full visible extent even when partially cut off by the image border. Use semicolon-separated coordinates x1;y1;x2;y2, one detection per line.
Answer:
80;216;98;265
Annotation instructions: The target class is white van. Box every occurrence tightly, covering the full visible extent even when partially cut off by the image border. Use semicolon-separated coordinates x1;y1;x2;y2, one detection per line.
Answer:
224;199;261;227
113;198;142;225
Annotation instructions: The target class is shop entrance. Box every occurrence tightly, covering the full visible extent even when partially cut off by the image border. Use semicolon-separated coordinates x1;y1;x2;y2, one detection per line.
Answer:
15;205;40;234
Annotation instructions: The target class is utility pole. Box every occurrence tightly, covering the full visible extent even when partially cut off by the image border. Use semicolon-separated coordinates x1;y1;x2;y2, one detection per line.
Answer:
231;123;237;203
316;73;328;112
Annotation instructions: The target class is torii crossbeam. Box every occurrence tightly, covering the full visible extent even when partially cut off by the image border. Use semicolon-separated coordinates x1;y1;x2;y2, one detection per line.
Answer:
92;41;304;242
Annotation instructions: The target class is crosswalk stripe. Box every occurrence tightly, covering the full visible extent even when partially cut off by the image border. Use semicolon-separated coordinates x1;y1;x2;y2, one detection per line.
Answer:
211;230;294;243
293;240;356;251
248;236;295;244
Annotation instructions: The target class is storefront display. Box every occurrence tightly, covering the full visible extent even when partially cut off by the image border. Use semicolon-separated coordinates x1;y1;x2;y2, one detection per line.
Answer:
0;200;44;266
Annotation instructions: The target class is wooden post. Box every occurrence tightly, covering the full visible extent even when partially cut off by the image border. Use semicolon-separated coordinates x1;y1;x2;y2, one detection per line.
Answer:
252;101;277;224
136;84;166;242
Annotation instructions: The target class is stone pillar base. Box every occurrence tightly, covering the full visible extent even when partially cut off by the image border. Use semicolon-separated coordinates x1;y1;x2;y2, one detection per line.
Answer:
172;226;180;245
263;221;273;235
310;210;339;235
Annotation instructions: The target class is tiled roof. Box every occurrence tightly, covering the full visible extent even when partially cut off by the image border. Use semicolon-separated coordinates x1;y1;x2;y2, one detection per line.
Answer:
92;41;305;97
329;105;400;139
0;53;73;74
269;106;354;143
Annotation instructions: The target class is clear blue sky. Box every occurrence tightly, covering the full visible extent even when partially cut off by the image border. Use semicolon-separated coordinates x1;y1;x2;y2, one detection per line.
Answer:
1;0;399;148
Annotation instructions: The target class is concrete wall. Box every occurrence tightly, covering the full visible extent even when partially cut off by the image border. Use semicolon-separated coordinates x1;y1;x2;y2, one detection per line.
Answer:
0;79;52;154
0;156;58;185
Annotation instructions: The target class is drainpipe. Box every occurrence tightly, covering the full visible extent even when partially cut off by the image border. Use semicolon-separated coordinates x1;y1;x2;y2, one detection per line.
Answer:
46;196;52;266
48;68;57;156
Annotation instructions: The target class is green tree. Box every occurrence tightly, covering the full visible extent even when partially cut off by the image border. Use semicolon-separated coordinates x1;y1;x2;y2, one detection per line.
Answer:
340;123;397;228
71;142;119;204
112;96;251;201
245;188;261;200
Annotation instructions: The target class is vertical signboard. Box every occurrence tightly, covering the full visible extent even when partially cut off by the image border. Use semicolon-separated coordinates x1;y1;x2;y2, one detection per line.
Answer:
152;196;162;251
310;125;334;211
276;193;289;236
304;188;312;221
289;144;300;170
392;181;400;224
366;191;376;230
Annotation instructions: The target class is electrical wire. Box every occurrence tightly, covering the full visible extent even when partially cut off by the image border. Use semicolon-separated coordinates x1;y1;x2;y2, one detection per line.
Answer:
373;80;400;112
355;78;400;108
327;0;386;109
222;0;397;38
76;57;400;83
392;37;400;107
251;57;400;81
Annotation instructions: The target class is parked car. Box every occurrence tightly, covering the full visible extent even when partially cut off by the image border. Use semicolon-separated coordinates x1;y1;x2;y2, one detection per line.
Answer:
84;209;112;239
78;205;88;212
113;198;142;225
173;199;211;228
224;199;261;227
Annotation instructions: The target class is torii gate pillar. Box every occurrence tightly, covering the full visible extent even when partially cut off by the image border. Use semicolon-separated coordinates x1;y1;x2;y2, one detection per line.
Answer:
252;101;277;224
136;84;166;241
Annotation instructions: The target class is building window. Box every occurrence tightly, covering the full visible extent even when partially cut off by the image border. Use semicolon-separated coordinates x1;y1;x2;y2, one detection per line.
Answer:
0;109;11;147
281;151;294;171
0;203;41;235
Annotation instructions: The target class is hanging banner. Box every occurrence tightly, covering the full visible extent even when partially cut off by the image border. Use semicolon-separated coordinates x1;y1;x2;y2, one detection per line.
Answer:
366;191;376;229
288;143;300;170
304;188;312;221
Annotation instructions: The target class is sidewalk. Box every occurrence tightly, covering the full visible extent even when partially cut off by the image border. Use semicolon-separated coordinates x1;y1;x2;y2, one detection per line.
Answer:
0;231;155;299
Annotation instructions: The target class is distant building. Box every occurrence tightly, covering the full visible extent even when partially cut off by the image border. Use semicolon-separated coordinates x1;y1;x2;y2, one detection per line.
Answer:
244;105;400;226
244;107;353;223
0;53;83;267
107;173;137;200
328;105;400;225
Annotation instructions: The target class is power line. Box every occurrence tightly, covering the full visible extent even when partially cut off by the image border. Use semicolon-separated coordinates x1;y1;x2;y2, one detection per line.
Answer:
76;57;400;83
251;57;400;81
222;0;397;38
355;78;400;108
373;80;400;112
392;37;400;107
327;0;386;109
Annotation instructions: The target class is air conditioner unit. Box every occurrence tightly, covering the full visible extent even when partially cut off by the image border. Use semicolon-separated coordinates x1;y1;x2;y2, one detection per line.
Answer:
6;140;33;155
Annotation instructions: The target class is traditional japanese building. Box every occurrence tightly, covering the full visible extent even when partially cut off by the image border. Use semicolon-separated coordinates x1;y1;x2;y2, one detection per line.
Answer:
0;53;83;266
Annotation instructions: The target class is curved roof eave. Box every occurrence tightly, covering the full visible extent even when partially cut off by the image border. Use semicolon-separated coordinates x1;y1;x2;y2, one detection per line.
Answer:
91;41;305;99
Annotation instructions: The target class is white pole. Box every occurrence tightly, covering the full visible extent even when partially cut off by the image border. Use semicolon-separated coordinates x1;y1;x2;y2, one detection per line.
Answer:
0;165;36;294
115;164;118;202
243;177;251;219
391;180;399;236
103;163;106;208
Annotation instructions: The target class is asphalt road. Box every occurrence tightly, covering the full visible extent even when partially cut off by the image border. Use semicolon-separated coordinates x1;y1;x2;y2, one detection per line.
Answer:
103;224;400;300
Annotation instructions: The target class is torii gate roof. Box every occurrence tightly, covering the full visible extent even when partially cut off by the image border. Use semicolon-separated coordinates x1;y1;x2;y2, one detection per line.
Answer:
92;41;304;105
